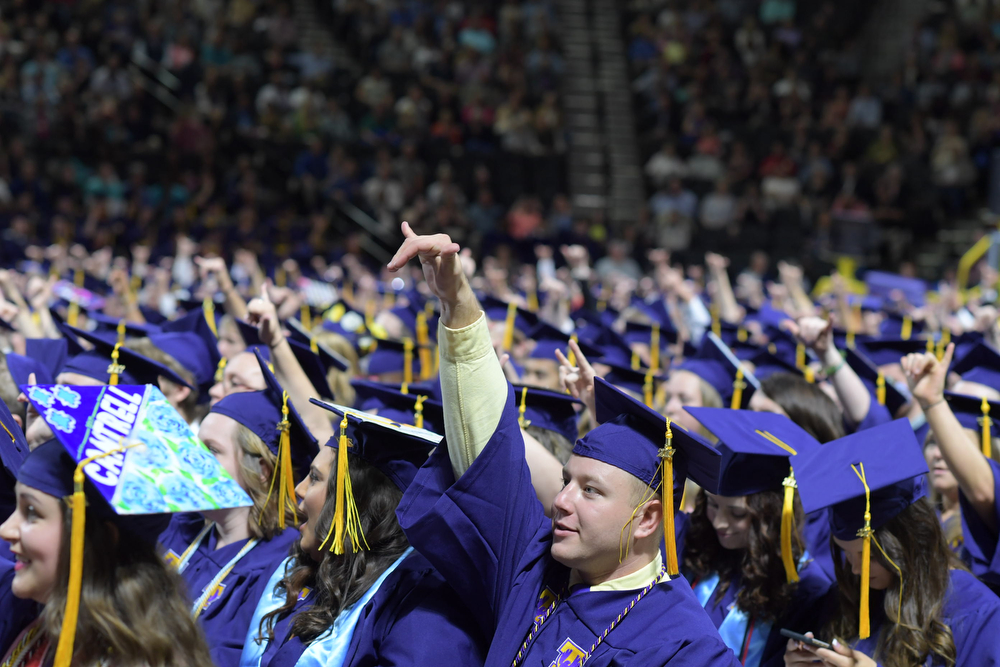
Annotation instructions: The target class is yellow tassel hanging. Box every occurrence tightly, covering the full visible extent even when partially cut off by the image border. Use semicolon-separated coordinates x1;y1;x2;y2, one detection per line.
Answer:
981;397;992;459
342;279;354;304
679;481;689;513
936;328;951;361
876;371;886;406
300;304;313;332
258;392;297;530
518;386;531;428
527;288;539;313
631;349;641;371
414;395;427;429
416;313;432;381
781;470;799;584
643;371;654;408
107;343;124;386
796;343;806;370
310;337;319;355
710;301;721;337
203;299;218;338
403;338;414;390
846;328;855;350
803;366;815;384
320;415;368;554
502;302;517;352
214;358;228;383
900;316;912;340
926;337;935;354
737;327;748;343
567;334;578;368
276;267;287;288
731;367;745;409
660;419;678;576
650;324;661;373
67;300;80;327
851;462;873;639
424;300;435;317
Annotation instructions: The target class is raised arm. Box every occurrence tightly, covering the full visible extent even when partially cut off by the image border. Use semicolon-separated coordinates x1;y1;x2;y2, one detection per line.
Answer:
903;344;996;532
194;256;248;321
704;252;741;324
388;221;506;478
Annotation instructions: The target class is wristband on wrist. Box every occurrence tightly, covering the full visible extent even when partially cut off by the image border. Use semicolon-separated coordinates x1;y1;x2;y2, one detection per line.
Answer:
824;358;845;376
924;398;945;412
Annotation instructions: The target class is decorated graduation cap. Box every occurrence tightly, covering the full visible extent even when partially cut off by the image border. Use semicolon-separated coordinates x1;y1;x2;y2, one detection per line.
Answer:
858;337;933;367
481;295;539;352
310;399;443;554
528;321;602;362
576;377;722;575
512;384;582;444
60;324;193;388
844;347;909;416
209;350;319;529
20;384;252;667
351;379;445;433
795;419;927;639
944;391;999;458
24;338;69;380
675;332;760;409
951;342;1000;395
686;408;822;583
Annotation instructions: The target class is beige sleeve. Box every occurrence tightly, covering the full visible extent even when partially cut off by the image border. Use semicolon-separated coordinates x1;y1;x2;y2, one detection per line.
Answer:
438;311;508;477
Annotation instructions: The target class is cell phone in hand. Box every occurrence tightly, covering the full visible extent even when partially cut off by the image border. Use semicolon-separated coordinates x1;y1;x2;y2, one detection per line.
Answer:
780;629;831;650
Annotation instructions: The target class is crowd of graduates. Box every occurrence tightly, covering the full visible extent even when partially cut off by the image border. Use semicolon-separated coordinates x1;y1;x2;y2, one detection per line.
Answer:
0;220;997;667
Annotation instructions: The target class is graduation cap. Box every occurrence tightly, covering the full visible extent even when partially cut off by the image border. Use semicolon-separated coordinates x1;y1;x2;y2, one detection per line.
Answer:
286;318;350;373
145;333;216;402
622;321;678;372
309;398;444;554
795;418;927;639
24;338;69;379
512;384;582;445
321;301;368;345
951;343;1000;395
84;310;162;338
577;377;722;575
747;349;803;381
857;337;933;367
237;319;336;399
844;347;909;415
366;337;427;386
20;384;252;667
59;325;193;388
944;391;999;459
350;379;445;432
6;352;53;386
0;395;29;512
674;332;759;409
864;271;927;308
686;407;823;583
879;312;925;339
528;322;602;362
481;295;539;351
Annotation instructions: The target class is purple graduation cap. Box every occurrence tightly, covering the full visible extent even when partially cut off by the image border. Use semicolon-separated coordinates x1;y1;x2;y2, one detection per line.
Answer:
238;319;336;399
747;348;803;381
6;352;54;386
576;377;722;575
58;325;193;388
365;336;427;382
943;391;1000;458
527;321;602;362
511;384;582;445
674;332;760;409
864;271;928;308
857;337;933;367
24;338;69;380
285;318;350;373
480;295;539;337
350;379;445;433
0;395;29;516
844;347;910;416
951;342;1000;395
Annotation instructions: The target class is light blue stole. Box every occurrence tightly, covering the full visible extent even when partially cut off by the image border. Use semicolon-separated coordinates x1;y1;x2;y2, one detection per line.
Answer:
239;547;415;667
692;551;811;667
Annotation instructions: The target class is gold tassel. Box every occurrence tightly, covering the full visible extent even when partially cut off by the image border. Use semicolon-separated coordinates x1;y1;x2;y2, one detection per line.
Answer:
852;463;873;639
214;358;228;383
876;371;886;406
846;328;855;350
414;395;426;429
731;367;745;409
300;304;313;332
900;315;912;340
108;343;124;386
518;386;531;428
203;299;218;338
258;393;297;530
275;266;287;288
364;300;376;332
650;323;661;373
631;349;641;371
796;343;806;370
781;470;799;583
567;334;578;368
660;419;678;576
803;366;815;384
527;288;539;313
982;397;992;459
926;338;935;354
502;302;517;352
342;279;354;304
403;338;414;390
710;301;721;337
416;313;432;381
320;415;368;554
936;328;951;361
643;370;654;408
737;327;748;343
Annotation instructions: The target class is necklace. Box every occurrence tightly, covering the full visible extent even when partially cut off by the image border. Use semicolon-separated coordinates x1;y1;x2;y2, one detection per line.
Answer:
511;564;666;667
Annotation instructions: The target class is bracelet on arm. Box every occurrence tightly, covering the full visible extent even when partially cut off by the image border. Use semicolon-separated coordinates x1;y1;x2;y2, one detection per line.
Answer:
824;358;845;377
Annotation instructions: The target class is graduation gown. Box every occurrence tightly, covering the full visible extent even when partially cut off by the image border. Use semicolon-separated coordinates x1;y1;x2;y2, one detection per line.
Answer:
688;558;832;667
0;558;38;657
959;457;1000;592
256;551;485;667
160;513;299;667
853;569;1000;665
397;384;739;667
802;509;835;581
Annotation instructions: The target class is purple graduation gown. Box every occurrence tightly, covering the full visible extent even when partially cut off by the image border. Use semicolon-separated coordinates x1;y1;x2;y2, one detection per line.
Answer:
160;513;299;667
397;384;740;667
262;551;486;667
959;457;1000;592
854;569;1000;665
0;558;38;657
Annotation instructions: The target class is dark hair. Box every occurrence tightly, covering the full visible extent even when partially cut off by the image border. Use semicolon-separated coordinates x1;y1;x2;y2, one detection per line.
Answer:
261;454;408;644
829;498;960;667
683;487;805;622
760;373;845;443
43;507;215;667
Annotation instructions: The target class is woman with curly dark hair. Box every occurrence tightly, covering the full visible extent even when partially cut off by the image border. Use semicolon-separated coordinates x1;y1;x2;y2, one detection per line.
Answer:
682;407;833;667
239;401;485;667
787;418;1000;667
